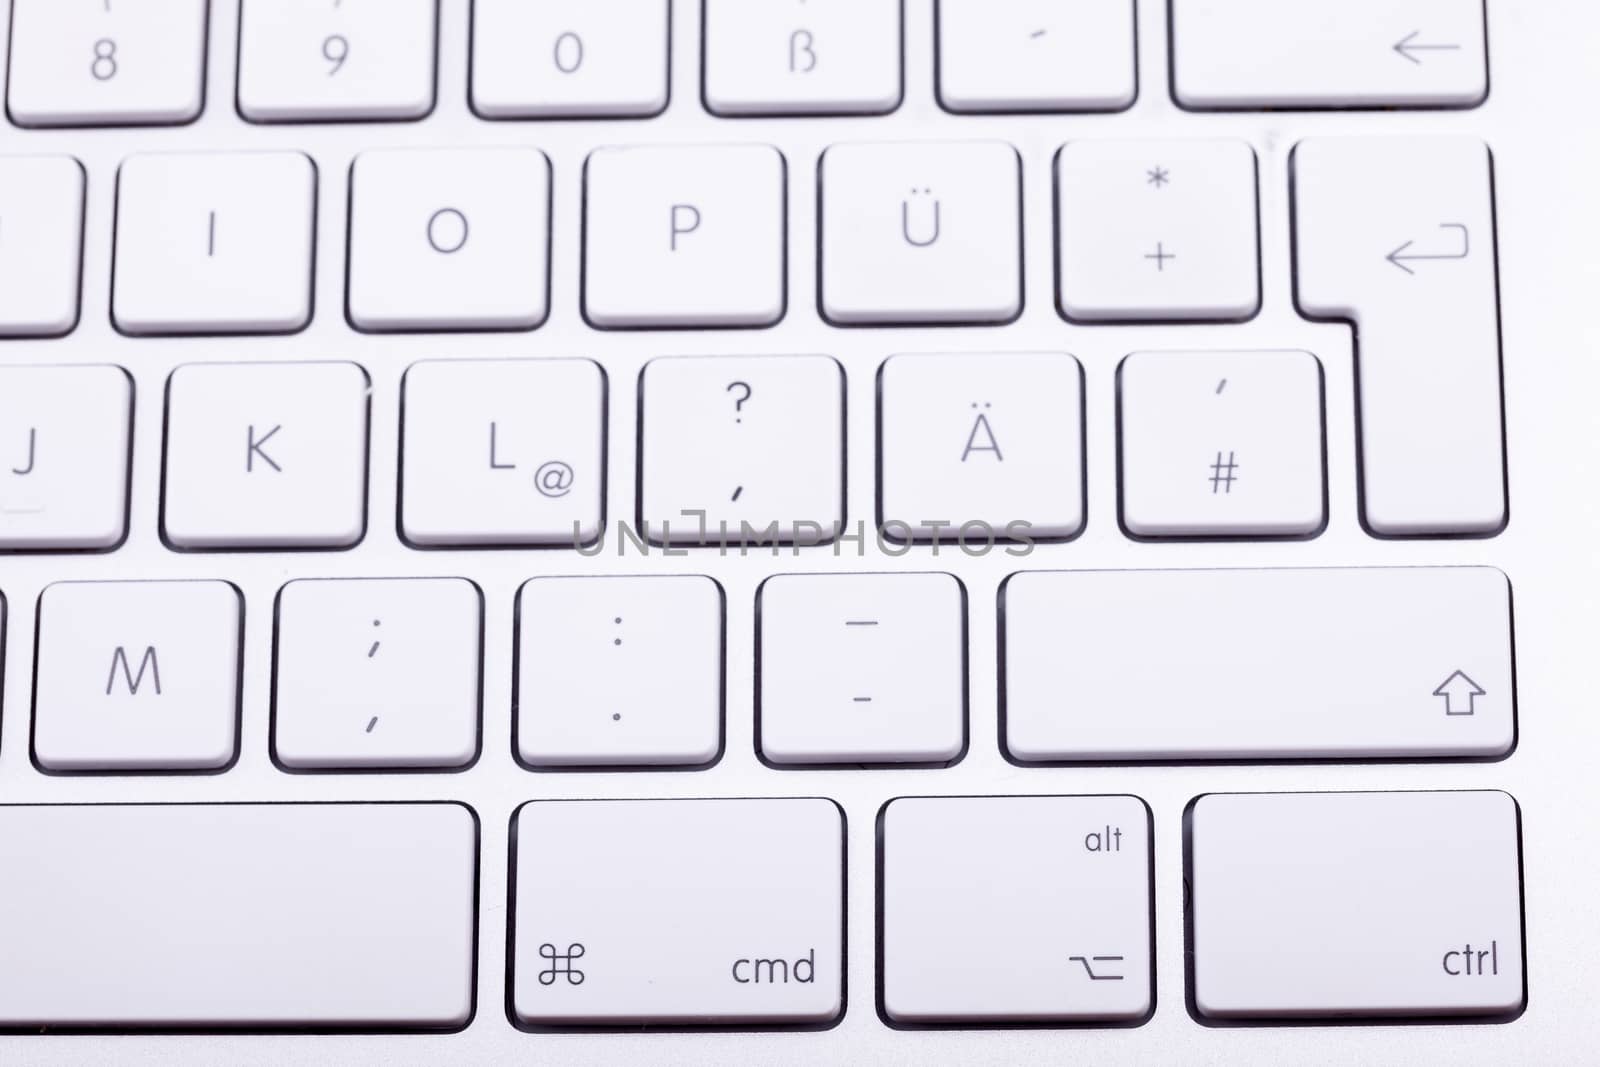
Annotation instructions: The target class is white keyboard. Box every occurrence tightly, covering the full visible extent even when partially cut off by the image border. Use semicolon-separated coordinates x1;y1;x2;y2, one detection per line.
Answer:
0;1;1596;1063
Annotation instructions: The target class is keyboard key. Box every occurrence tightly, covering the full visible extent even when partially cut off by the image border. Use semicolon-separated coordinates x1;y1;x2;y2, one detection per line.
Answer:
703;0;902;116
163;362;369;549
583;145;786;328
348;147;551;332
238;0;437;122
401;359;604;547
1056;138;1259;322
639;355;842;545
511;798;842;1026
0;366;131;550
1118;351;1325;538
6;0;207;127
821;141;1021;325
0;803;476;1028
881;795;1152;1023
1172;0;1487;109
879;352;1084;542
471;0;669;119
937;0;1136;113
273;578;481;770
113;152;317;335
758;573;966;766
516;576;722;768
1003;567;1514;762
1190;791;1524;1020
33;580;241;772
1295;137;1504;535
0;156;85;336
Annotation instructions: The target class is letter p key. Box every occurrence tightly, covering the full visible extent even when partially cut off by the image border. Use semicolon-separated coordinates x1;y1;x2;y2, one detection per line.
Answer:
670;204;701;251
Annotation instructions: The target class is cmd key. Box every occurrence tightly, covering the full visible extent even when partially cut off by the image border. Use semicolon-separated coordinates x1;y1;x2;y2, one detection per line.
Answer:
511;798;843;1027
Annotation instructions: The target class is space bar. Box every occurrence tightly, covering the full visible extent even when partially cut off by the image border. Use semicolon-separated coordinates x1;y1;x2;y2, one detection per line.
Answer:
0;803;477;1030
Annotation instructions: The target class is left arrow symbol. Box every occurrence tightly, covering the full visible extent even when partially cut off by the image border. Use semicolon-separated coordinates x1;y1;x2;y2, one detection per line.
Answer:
1393;30;1462;65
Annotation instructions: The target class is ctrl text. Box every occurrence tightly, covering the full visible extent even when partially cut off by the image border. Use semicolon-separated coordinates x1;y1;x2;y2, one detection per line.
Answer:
732;948;818;985
1442;939;1501;977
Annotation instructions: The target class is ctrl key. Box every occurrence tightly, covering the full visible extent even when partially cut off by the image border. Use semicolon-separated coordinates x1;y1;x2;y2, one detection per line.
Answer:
1189;791;1525;1022
510;798;844;1027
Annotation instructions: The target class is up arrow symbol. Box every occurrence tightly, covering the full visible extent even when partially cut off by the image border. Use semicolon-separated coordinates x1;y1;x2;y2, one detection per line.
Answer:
1433;670;1486;716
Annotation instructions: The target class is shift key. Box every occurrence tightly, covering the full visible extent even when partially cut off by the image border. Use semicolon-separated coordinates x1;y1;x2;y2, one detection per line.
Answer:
511;798;844;1027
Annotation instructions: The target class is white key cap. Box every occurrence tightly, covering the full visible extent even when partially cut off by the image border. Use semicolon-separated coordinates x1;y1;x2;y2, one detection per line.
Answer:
1190;791;1524;1019
516;576;722;768
1295;137;1504;535
114;152;317;335
512;798;842;1025
0;366;131;550
937;0;1136;113
238;0;437;122
703;0;901;116
33;580;241;772
584;145;786;328
1173;0;1487;109
758;573;965;765
0;156;84;336
640;356;842;545
6;0;207;127
0;803;475;1028
1004;567;1514;761
821;142;1021;325
882;796;1152;1023
401;359;604;547
163;362;369;549
471;0;668;119
348;148;551;332
879;352;1084;542
1056;138;1259;322
273;579;481;770
1119;351;1325;538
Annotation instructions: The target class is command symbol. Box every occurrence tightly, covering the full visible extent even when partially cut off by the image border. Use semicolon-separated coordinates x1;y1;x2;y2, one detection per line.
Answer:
538;941;587;986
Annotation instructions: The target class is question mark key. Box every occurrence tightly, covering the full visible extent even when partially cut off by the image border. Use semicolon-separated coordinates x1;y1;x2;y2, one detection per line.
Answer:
639;355;844;545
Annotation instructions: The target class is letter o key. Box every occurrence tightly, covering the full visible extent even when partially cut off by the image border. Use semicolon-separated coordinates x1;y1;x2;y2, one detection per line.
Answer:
427;208;470;255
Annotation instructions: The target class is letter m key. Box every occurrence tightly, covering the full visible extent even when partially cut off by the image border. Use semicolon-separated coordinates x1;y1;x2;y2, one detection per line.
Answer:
106;646;162;696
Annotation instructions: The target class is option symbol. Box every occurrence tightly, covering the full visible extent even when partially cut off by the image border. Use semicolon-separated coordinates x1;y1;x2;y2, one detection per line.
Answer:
1068;954;1125;981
